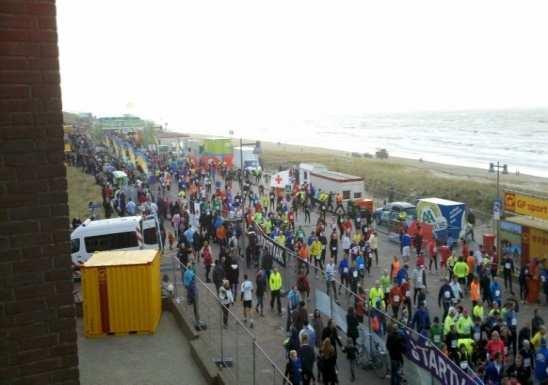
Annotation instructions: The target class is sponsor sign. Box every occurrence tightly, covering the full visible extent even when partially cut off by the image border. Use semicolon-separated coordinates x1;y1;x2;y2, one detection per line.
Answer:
504;191;548;220
404;330;484;385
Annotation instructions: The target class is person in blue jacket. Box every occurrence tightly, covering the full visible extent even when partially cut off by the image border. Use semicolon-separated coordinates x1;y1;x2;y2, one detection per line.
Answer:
534;338;548;384
490;280;502;306
396;264;409;286
484;352;503;385
411;302;431;334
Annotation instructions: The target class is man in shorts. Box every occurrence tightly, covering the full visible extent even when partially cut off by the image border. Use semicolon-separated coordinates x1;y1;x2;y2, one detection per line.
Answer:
240;274;254;326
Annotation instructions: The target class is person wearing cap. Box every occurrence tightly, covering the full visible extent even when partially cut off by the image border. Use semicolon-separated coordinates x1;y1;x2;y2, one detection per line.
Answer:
444;307;458;335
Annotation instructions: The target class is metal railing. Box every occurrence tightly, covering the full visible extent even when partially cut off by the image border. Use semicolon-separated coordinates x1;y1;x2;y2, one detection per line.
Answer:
168;255;290;385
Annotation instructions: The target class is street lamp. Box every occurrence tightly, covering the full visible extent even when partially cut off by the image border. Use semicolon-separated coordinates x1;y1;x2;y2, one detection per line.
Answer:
488;161;508;263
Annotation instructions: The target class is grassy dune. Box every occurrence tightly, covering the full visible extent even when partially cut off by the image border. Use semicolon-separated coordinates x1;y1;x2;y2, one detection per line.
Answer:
66;166;102;221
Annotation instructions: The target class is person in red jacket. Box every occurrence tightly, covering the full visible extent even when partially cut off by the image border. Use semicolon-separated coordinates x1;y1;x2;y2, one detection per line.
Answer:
389;281;403;318
486;330;505;359
201;241;213;282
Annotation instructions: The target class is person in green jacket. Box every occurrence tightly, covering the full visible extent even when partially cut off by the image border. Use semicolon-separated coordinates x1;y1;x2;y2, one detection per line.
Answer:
453;257;469;287
430;316;444;348
455;309;473;339
369;280;383;307
444;307;457;335
379;270;392;310
269;267;282;315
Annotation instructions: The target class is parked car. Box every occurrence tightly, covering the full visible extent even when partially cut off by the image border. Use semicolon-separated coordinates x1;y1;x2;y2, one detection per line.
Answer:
373;201;417;226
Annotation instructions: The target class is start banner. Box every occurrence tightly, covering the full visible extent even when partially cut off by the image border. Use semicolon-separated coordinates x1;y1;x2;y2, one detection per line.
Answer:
504;191;548;220
403;330;484;385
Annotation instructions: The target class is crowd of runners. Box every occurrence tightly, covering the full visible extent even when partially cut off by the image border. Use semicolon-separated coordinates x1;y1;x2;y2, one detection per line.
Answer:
69;132;548;385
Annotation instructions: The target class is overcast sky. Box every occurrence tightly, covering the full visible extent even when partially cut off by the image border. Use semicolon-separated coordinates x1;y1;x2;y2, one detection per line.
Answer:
57;0;548;132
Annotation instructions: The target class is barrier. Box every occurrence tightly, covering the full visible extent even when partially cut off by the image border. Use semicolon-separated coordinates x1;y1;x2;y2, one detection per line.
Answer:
168;255;289;385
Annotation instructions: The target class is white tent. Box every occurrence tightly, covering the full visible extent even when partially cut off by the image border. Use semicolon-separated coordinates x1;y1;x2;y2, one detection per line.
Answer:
270;170;291;189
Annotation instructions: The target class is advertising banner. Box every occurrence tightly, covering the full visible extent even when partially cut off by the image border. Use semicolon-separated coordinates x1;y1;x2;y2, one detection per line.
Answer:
504;191;548;220
417;199;466;243
403;330;484;385
255;225;287;266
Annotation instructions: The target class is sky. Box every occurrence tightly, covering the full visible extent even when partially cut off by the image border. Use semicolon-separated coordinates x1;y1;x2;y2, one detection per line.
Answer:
57;0;548;135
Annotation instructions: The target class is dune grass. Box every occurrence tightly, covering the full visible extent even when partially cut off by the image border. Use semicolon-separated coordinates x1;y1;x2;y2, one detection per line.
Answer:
66;166;103;221
261;148;497;218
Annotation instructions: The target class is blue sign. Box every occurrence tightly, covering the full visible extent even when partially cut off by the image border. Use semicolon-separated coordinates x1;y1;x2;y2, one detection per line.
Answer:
500;221;522;234
493;199;501;220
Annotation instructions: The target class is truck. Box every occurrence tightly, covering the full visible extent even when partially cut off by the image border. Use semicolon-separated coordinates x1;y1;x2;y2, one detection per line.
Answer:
416;197;467;246
233;146;261;173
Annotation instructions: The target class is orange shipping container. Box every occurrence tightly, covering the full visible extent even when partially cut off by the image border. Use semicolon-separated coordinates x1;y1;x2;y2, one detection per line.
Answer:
81;249;161;337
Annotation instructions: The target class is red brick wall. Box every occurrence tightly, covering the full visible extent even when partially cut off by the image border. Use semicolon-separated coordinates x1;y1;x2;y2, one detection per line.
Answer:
0;1;80;384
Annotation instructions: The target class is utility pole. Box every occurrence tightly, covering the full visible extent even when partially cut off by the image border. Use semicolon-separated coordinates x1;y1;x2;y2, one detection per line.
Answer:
240;137;244;196
489;161;508;264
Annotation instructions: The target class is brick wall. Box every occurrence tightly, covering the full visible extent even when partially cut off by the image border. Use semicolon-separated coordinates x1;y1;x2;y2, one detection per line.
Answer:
0;1;80;384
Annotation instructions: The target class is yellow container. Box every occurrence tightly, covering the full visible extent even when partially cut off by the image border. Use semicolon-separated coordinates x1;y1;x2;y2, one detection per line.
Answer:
81;249;161;337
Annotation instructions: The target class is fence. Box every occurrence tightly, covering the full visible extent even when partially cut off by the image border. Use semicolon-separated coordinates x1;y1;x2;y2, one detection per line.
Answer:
168;254;290;385
253;222;485;385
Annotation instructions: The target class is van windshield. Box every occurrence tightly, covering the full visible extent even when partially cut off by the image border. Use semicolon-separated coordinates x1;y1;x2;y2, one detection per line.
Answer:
84;232;138;253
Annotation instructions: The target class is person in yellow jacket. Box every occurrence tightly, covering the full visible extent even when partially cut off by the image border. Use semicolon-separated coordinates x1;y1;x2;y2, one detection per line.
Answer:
455;309;473;338
447;254;457;280
369;280;383;307
444;307;457;334
269;267;282;315
310;239;323;275
472;302;484;321
275;233;286;248
453;257;469;286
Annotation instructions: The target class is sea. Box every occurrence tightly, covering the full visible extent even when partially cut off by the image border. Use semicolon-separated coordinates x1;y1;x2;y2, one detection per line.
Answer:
177;108;548;178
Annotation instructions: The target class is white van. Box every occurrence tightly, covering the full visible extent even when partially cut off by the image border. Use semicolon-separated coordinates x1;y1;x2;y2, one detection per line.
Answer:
70;215;161;276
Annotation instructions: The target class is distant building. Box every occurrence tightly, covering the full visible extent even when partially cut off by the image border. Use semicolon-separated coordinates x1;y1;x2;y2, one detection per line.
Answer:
96;115;149;133
156;131;190;149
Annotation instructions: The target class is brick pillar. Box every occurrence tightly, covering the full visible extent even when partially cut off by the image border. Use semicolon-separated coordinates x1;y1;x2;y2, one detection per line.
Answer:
0;1;80;384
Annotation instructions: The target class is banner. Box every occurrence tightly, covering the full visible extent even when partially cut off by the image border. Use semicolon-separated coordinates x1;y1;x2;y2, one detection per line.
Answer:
504;191;548;220
255;225;287;266
403;330;484;385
